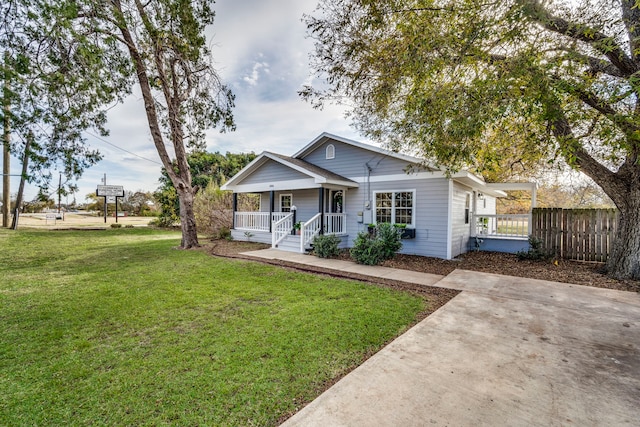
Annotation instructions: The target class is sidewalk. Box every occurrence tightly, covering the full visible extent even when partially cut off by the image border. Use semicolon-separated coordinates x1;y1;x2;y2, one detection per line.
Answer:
242;249;640;427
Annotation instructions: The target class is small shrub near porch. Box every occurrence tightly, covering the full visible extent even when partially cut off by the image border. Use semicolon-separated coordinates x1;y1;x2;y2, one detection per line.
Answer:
351;223;402;265
313;234;342;258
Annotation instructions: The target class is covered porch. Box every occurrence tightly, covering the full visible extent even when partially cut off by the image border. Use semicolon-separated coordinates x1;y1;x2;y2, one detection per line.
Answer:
221;152;358;253
470;182;538;253
231;209;348;253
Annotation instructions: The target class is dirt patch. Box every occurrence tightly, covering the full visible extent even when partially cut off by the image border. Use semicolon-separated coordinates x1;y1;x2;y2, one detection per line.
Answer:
206;239;639;293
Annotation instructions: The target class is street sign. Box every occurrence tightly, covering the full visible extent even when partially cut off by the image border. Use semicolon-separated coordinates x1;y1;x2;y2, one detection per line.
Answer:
96;185;124;197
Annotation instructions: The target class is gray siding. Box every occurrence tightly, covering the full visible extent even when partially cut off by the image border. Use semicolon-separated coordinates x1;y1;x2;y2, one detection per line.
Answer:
239;159;308;185
344;177;450;259
451;182;472;258
257;190;321;221
301;140;414;178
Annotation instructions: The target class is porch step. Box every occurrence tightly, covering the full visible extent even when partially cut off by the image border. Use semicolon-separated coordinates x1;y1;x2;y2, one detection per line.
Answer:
274;234;308;253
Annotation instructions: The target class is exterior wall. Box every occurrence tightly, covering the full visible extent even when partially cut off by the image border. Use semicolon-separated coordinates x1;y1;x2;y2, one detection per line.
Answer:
231;229;272;244
257;190;321;222
476;194;496;215
344;177;450;259
450;182;473;258
239;159;308;185
473;237;529;254
301;140;414;178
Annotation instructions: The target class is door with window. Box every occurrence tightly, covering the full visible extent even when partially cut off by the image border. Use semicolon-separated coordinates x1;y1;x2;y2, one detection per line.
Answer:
280;194;292;212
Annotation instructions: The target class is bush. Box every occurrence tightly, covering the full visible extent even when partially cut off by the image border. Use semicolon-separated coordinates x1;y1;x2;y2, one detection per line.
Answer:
376;223;402;259
149;216;178;228
350;232;386;265
517;235;553;260
110;223;122;228
313;234;341;258
350;224;402;265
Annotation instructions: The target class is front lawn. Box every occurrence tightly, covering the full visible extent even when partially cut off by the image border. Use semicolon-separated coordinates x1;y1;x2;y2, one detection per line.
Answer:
0;228;425;426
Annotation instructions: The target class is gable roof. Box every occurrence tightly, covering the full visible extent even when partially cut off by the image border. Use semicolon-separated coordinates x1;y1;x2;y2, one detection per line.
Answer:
220;151;358;192
293;132;438;171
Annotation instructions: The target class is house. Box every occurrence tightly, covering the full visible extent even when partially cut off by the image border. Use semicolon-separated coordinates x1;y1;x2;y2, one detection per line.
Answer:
221;133;536;258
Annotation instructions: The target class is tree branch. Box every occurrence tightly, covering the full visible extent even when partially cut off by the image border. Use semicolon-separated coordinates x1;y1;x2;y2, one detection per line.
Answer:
520;0;638;77
551;110;629;208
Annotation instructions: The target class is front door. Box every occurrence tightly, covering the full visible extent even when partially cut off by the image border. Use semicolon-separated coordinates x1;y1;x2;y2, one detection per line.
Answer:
330;190;343;213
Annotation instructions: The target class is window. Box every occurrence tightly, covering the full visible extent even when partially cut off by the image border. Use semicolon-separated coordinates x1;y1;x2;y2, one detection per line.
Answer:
374;190;414;226
326;144;335;159
464;193;471;224
280;194;292;212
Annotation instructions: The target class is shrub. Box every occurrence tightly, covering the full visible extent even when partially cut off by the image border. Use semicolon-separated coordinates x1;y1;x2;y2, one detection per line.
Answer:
376;223;402;259
110;223;122;228
313;234;341;258
350;232;386;265
149;216;178;228
350;224;402;265
517;235;552;260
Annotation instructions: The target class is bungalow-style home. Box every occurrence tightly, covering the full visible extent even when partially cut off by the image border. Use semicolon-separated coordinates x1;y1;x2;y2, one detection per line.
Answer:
221;133;536;258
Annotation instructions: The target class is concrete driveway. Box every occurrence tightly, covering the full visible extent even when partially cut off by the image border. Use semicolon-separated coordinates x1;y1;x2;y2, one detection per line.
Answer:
263;258;640;426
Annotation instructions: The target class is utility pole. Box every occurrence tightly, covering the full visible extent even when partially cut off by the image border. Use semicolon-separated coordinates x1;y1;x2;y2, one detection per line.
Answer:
57;173;62;214
102;173;107;223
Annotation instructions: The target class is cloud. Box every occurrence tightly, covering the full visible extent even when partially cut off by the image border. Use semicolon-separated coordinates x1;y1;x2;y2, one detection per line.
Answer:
10;0;363;203
242;60;270;86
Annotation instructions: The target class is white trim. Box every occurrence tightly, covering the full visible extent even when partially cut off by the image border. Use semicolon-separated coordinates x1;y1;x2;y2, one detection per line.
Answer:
225;178;358;193
326;144;335;159
225;178;320;193
371;189;416;227
294;132;432;166
446;180;453;259
221;151;358;191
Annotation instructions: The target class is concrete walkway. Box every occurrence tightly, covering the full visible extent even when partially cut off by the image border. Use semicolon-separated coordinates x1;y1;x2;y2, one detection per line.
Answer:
242;249;640;426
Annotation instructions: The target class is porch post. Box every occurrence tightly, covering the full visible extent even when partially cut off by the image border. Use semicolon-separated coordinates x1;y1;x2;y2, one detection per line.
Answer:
232;193;238;229
318;188;325;235
269;190;275;232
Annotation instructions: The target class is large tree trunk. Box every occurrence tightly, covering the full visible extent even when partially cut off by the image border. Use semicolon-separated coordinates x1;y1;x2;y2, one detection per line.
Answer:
176;184;199;249
606;191;640;280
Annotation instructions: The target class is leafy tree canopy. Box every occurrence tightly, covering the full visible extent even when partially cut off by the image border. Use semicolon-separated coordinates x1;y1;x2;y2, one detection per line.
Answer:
155;151;256;225
304;0;640;279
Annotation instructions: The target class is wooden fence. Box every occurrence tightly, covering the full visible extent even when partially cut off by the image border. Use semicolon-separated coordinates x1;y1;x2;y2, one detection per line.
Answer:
531;208;618;262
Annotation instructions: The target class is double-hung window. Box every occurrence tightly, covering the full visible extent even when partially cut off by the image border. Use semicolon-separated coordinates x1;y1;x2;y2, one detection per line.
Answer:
374;190;415;226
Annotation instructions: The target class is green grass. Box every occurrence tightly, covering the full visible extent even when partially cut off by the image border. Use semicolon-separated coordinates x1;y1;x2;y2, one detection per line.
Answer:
0;228;425;426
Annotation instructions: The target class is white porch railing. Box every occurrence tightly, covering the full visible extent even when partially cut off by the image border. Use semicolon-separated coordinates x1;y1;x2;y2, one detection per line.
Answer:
473;214;531;238
272;213;294;248
324;213;347;235
234;212;290;232
301;213;322;252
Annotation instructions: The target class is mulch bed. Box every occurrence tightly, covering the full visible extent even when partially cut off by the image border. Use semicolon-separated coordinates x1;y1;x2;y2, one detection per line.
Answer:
205;239;639;293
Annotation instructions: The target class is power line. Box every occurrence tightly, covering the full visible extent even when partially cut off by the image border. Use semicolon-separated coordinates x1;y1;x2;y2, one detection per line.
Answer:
84;130;163;166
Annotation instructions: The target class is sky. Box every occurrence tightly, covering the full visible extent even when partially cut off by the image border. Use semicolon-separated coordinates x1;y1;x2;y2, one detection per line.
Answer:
8;0;364;204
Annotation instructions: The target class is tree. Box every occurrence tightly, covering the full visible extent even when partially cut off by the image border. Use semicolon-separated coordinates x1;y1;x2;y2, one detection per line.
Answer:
304;0;640;279
1;1;129;228
64;0;235;248
119;190;155;216
155;151;256;226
